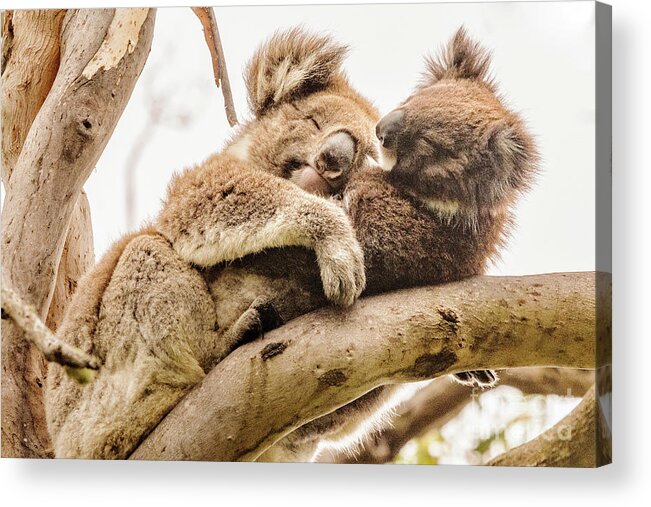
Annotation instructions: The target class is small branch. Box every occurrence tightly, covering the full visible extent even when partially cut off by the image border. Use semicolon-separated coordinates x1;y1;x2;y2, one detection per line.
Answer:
191;6;238;126
488;384;610;467
1;279;100;373
131;272;606;462
318;367;595;464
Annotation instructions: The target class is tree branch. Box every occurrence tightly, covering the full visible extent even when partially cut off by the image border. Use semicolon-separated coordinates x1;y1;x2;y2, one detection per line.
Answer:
487;383;611;467
1;278;100;373
1;10;96;332
131;272;607;462
318;367;595;464
191;7;238;126
1;9;65;186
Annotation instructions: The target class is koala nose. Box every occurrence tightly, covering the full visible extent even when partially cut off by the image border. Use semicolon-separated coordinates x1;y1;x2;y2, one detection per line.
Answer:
376;109;405;150
318;131;356;173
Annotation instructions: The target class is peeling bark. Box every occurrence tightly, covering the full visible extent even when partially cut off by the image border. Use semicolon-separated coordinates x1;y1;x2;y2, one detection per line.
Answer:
131;272;607;463
81;8;149;80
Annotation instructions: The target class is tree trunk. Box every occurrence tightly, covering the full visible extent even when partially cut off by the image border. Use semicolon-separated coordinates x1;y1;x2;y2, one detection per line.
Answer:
1;8;155;458
1;9;65;186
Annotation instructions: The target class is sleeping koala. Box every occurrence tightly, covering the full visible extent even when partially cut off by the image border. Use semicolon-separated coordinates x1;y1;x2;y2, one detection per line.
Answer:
45;28;379;459
263;27;538;461
45;28;537;462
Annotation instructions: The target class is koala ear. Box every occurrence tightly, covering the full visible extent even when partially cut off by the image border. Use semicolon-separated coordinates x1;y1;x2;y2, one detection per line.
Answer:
422;27;494;89
484;119;539;194
245;27;349;117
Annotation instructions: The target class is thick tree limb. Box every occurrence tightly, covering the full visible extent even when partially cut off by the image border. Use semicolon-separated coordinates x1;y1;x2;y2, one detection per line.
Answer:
488;384;610;467
318;367;595;464
1;8;155;458
191;7;238;126
45;192;95;331
131;272;607;462
499;367;594;397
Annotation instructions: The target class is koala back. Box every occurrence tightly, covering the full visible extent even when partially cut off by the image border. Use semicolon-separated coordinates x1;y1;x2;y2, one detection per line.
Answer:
45;233;221;458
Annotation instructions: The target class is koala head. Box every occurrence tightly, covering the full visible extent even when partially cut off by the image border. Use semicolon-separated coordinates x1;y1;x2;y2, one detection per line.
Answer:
223;27;381;197
376;28;538;219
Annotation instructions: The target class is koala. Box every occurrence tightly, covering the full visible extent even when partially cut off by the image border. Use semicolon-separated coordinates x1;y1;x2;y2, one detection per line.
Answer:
372;27;539;389
262;28;538;461
44;27;537;462
45;28;379;459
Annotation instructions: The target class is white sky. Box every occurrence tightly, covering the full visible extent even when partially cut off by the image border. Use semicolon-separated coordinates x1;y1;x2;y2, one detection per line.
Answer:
29;2;599;276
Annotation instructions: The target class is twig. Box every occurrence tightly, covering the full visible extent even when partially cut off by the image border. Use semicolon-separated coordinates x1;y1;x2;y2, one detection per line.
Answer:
191;6;238;126
1;278;100;375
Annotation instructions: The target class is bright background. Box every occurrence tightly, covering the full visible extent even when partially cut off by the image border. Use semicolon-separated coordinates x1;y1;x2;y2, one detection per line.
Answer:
1;0;647;506
88;2;596;277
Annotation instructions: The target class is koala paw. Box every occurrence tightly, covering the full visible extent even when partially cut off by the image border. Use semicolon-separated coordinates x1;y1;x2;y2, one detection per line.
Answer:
316;235;366;307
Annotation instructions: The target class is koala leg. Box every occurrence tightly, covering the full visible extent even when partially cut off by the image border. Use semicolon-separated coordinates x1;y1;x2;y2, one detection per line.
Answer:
222;295;284;350
453;370;499;388
45;234;219;459
258;385;420;463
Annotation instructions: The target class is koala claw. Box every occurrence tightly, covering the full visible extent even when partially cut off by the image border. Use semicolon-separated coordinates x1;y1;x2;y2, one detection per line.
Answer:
316;238;366;307
452;369;499;388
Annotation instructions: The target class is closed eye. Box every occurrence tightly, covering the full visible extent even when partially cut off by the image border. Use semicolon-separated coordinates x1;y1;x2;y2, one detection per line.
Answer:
289;103;321;131
283;157;304;176
308;116;321;130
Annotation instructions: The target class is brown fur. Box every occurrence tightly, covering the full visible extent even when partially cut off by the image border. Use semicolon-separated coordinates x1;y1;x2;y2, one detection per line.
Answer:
45;28;378;459
245;27;350;116
263;28;538;460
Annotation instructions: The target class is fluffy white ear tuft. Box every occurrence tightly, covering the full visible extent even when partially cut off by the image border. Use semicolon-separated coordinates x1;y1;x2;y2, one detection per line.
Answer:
245;27;349;117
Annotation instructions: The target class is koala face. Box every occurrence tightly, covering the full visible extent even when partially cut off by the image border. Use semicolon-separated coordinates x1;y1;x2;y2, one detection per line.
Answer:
223;28;381;198
376;29;537;217
227;93;379;197
289;130;357;196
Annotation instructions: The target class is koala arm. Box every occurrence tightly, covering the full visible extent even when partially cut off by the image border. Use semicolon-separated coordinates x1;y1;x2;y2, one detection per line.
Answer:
343;167;463;295
156;154;365;306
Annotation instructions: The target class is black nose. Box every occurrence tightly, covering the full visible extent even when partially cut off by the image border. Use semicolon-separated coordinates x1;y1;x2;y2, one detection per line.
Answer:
376;109;405;150
318;131;356;174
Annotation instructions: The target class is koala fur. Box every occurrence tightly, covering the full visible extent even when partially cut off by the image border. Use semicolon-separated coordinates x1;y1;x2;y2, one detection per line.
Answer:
263;28;538;461
44;27;537;462
45;28;380;459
